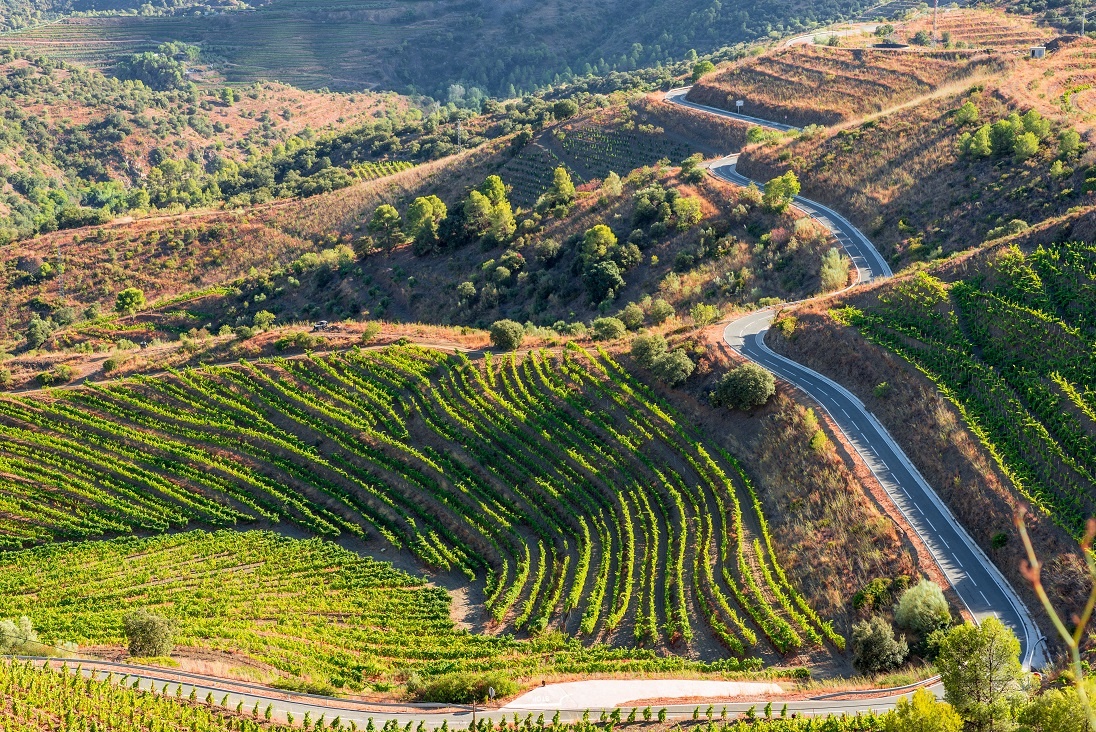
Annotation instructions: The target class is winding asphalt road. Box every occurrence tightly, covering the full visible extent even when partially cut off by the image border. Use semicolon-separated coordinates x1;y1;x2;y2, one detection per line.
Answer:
23;658;940;727
663;90;1043;669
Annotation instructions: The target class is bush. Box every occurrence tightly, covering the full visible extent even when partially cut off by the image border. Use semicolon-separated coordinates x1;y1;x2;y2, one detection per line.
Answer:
650;349;695;386
886;688;962;732
252;310;276;329
413;672;518;704
552;99;579;119
123;610;175;658
895;580;951;637
592;317;627;340
490;320;525;351
0;616;38;653
852;616;908;674
819;247;850;292
618;302;645;330
274;332;324;351
583;260;625;302
631;334;668;368
37;364;74;386
630;334;695;386
711;363;775;410
648;298;675;324
853;576;909;613
115;287;146;315
955;100;979;126
25;316;54;349
690;302;721;326
361;322;382;343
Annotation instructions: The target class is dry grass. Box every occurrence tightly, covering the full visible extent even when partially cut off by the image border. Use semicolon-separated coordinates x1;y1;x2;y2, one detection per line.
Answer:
687;45;1004;127
738;78;1093;265
902;8;1054;51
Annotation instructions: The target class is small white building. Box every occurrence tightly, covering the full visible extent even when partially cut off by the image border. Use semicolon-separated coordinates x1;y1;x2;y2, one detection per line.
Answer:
1030;46;1047;59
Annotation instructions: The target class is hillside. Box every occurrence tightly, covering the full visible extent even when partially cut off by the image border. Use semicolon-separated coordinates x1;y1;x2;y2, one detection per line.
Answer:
767;236;1096;629
3;0;883;98
687;46;1004;127
0;341;879;667
735;39;1093;266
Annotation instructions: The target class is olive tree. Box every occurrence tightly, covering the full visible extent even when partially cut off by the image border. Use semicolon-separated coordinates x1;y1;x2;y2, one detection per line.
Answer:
895;579;952;637
123;610;175;658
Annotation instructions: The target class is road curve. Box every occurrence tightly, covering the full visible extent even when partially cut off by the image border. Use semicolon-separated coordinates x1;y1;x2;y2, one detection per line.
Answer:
661;91;1042;669
21;657;936;727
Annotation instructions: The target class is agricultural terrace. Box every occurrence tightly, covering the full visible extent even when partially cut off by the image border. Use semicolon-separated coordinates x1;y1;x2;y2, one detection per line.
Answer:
550;107;695;184
0;343;841;662
0;530;745;685
0;661;893;732
901;9;1054;51
834;242;1096;541
738;87;1089;265
686;46;1004;127
1001;38;1096;134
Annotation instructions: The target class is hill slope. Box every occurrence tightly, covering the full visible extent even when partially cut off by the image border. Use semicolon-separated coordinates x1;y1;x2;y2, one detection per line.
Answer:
6;0;882;97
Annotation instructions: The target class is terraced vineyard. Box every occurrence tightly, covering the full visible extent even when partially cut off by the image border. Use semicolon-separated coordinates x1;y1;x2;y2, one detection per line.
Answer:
499;143;579;209
903;9;1053;51
0;343;839;661
835;243;1096;540
687;46;1003;127
0;530;737;684
557;126;693;182
353;160;416;181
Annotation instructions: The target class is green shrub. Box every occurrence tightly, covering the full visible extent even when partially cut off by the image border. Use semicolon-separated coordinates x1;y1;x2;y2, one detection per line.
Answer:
648;298;675;324
413;672;517;704
650;349;695;386
592;317;627;340
115;287;146;316
631;334;668;368
852;616;908;674
0;616;37;654
690;302;721;326
490;319;525;351
895;580;952;637
711;363;775;410
819;247;851;292
361;322;382;343
618;302;645;330
123;610;175;658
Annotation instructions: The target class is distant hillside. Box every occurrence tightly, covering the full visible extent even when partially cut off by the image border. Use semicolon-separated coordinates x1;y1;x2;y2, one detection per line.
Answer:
0;0;256;32
4;0;880;98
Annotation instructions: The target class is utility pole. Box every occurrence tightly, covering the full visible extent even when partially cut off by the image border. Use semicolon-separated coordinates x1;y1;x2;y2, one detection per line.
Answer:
457;118;463;152
56;240;63;299
933;0;939;46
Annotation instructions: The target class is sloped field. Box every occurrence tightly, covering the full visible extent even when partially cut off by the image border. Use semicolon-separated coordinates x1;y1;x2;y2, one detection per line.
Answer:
0;344;840;660
687;46;1003;127
836;243;1096;540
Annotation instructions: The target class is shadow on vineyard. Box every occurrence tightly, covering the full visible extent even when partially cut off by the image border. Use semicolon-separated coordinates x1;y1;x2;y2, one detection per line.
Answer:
0;343;842;675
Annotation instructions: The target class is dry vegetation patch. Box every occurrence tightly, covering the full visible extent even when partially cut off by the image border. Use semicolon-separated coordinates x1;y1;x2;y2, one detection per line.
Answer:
738;80;1092;266
687;45;1004;127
